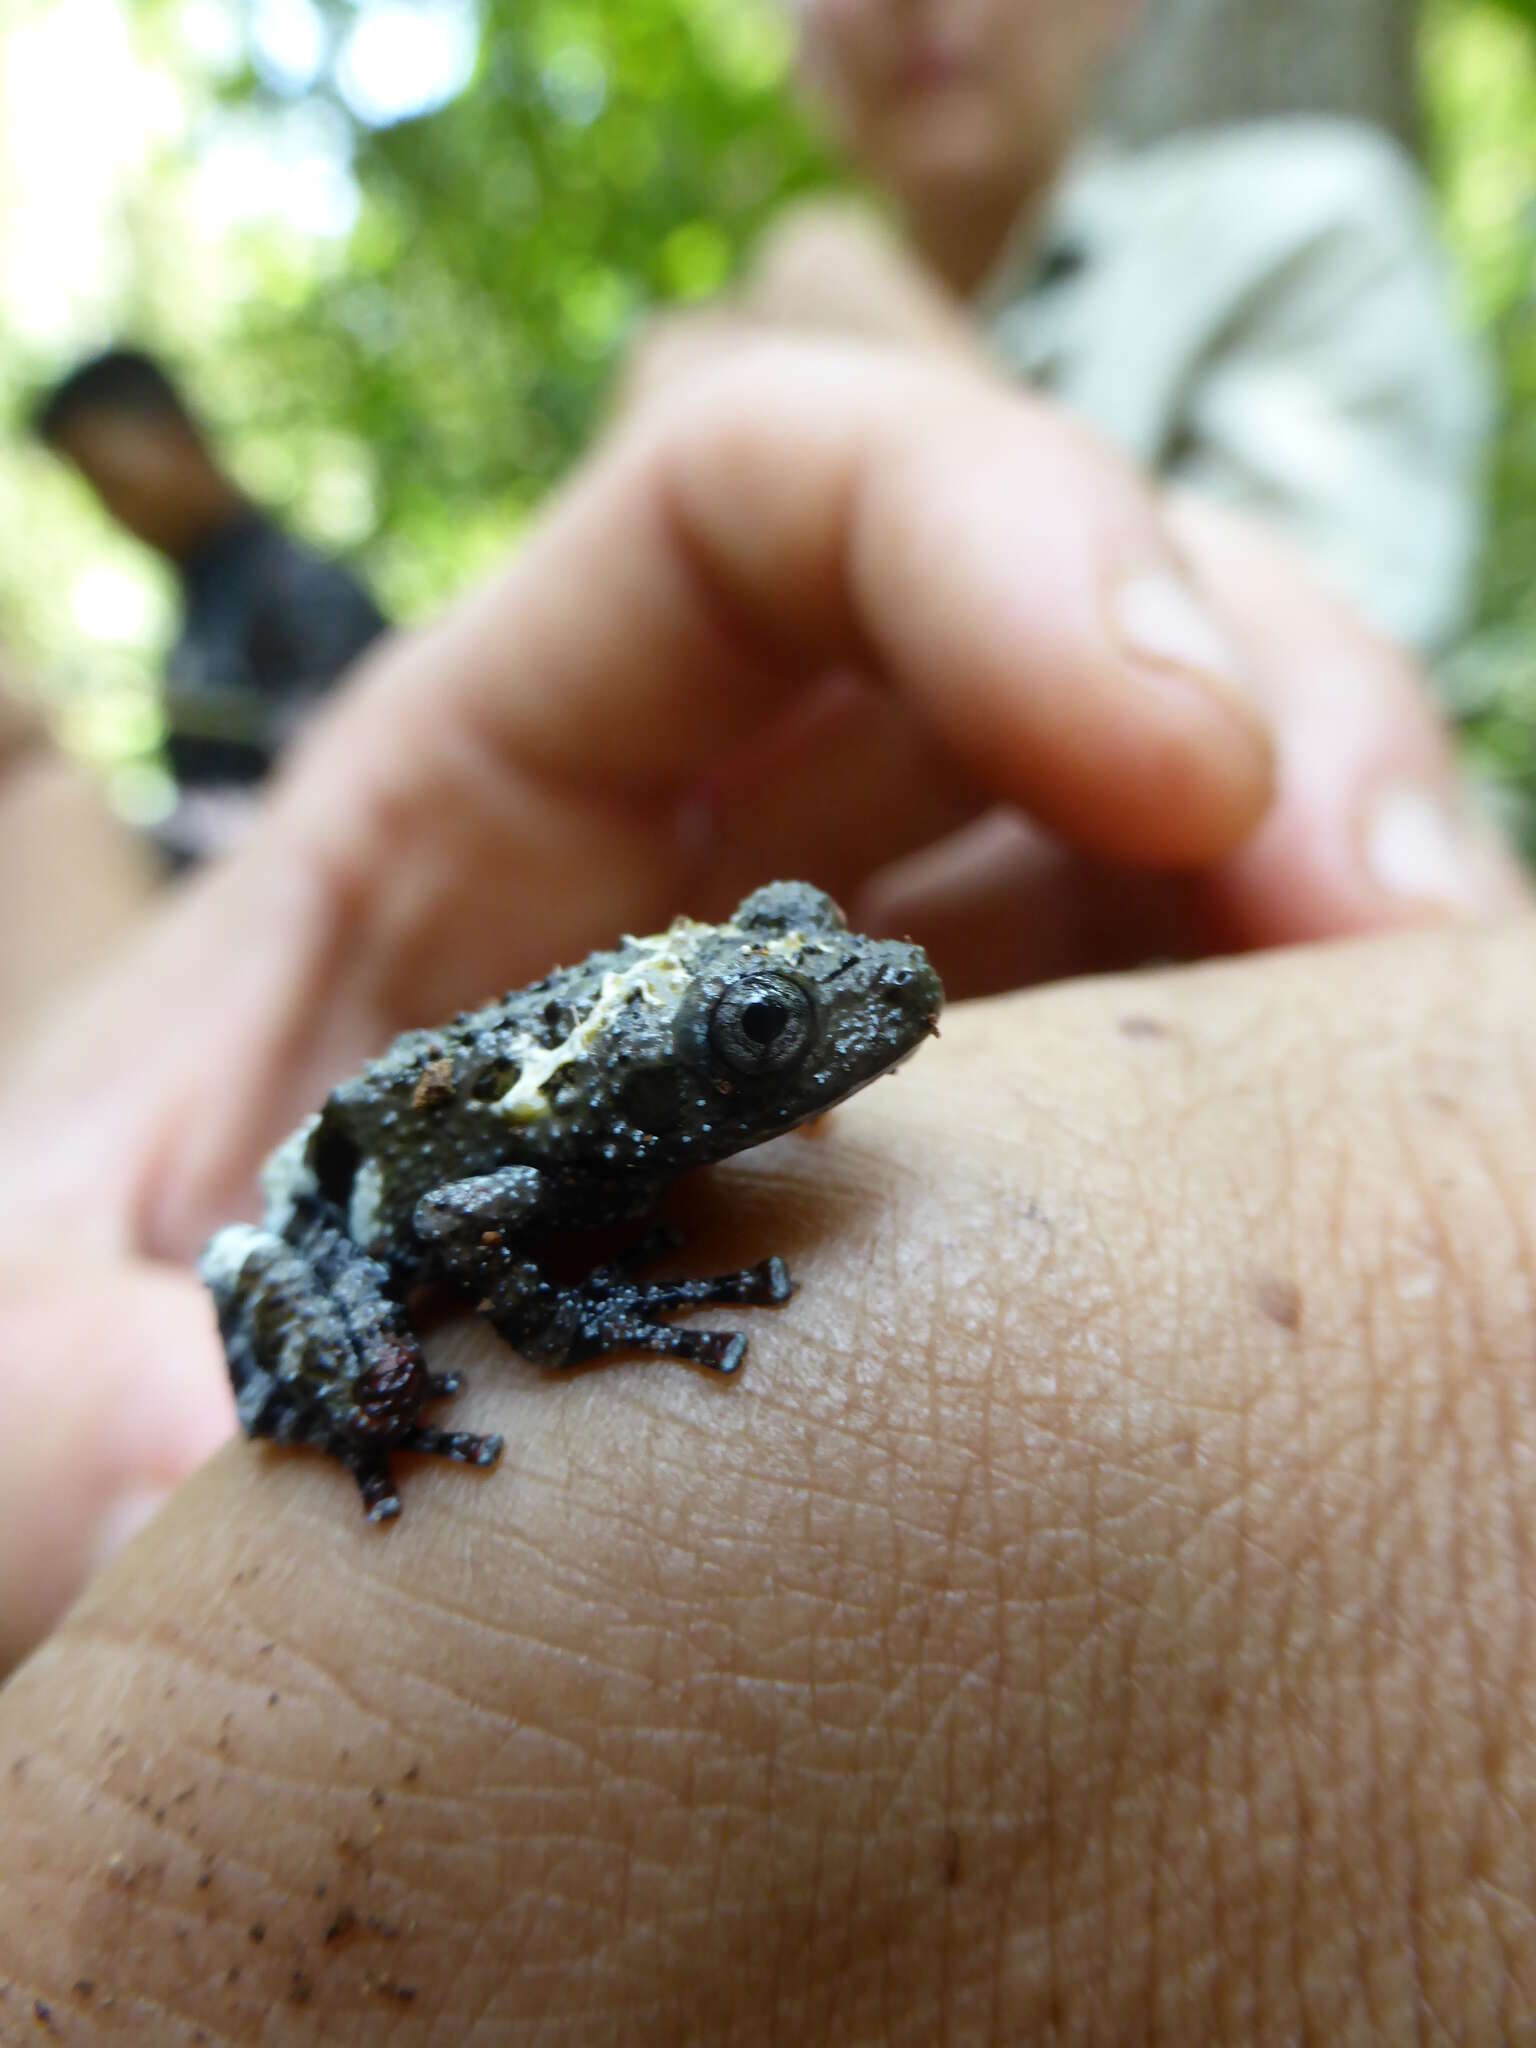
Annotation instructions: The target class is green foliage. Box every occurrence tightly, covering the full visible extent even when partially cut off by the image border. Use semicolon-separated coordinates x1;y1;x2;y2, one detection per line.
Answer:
217;0;832;616
1423;0;1536;845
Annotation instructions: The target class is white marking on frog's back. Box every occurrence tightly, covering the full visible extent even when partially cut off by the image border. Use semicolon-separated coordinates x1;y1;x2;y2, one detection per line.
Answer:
492;923;710;1125
260;1116;320;1232
199;1222;271;1295
348;1156;387;1250
489;917;808;1126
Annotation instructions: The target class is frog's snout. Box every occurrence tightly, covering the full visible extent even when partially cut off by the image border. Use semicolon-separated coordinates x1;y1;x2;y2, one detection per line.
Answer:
877;948;946;1041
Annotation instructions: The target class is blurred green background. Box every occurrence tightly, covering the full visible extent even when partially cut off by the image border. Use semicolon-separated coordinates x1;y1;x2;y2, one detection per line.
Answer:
0;0;1532;833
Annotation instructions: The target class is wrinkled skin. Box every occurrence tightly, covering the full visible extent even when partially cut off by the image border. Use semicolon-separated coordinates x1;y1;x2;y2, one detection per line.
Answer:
6;927;1536;2037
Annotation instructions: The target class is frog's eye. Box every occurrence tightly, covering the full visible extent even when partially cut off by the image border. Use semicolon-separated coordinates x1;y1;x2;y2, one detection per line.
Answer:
707;974;815;1078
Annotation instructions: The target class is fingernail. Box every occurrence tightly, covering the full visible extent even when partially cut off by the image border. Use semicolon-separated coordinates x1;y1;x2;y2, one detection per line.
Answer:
1111;569;1257;718
89;1485;171;1580
1363;782;1530;916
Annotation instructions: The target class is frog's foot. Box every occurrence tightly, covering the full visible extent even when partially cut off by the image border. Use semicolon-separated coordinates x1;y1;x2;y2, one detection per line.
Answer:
583;1231;788;1307
200;1216;502;1522
347;1421;505;1523
517;1253;794;1376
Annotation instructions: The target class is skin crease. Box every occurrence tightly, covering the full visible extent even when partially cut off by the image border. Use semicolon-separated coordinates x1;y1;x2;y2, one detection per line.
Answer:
4;927;1536;2038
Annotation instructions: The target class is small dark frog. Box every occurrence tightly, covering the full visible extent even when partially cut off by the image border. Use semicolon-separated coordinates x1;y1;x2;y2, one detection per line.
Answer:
201;882;943;1519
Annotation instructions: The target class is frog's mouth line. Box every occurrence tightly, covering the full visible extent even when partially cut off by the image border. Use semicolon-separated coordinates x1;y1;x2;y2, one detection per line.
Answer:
774;1014;944;1139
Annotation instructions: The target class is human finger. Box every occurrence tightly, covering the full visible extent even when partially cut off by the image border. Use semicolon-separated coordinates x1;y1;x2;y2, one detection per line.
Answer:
0;1257;232;1671
850;495;1531;988
1168;493;1531;947
269;340;1273;1028
609;304;774;424
854;808;1194;998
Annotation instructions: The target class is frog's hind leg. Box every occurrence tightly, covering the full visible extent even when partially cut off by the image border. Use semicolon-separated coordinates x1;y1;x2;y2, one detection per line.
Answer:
416;1174;794;1379
200;1215;502;1521
530;1253;793;1375
564;1248;793;1364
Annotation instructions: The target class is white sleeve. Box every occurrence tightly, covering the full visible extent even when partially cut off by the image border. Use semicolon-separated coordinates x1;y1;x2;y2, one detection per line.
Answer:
1167;130;1492;656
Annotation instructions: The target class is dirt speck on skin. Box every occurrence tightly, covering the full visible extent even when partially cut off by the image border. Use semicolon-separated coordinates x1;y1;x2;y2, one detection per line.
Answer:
324;1907;359;1948
1255;1274;1303;1334
248;1923;266;1945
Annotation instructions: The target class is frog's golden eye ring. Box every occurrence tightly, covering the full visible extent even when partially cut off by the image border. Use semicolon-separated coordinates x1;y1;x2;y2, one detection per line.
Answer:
707;974;816;1078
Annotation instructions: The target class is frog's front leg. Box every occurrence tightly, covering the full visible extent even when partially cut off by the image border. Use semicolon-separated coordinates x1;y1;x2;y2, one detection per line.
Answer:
414;1172;793;1375
201;1211;503;1521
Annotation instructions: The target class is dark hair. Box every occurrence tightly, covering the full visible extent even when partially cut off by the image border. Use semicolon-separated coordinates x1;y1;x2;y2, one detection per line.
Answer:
30;346;201;445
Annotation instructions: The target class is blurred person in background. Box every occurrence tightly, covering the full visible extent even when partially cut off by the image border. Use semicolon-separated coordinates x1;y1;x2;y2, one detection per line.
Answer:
626;0;1489;661
33;346;389;865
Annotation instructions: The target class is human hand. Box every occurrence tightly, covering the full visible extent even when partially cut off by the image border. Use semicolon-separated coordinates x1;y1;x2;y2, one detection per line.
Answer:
4;923;1535;2035
616;198;993;412
0;339;1522;1662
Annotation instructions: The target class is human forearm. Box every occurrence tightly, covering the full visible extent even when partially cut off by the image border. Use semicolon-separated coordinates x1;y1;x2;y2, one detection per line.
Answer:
5;922;1535;2036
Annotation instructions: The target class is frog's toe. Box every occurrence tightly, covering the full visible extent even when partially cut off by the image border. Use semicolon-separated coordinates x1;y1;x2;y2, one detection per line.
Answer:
354;1458;402;1522
760;1257;792;1303
401;1423;505;1469
708;1332;748;1375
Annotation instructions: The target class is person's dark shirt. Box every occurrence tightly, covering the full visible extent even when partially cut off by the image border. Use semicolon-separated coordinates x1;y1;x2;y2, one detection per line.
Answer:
164;510;387;789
